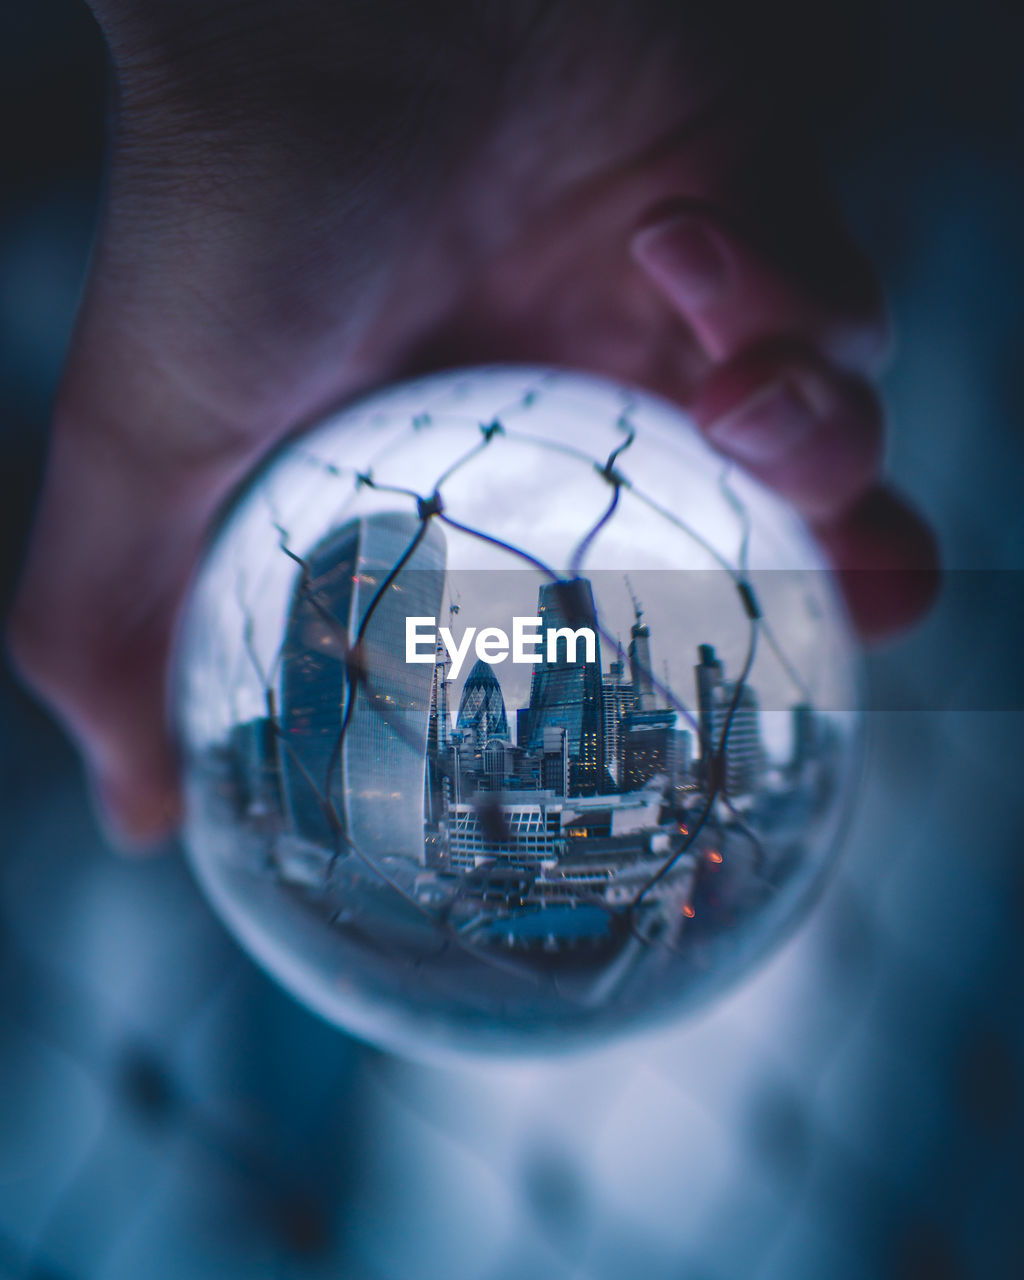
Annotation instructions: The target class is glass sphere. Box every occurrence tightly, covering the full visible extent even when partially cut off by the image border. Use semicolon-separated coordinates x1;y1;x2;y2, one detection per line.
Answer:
176;366;861;1059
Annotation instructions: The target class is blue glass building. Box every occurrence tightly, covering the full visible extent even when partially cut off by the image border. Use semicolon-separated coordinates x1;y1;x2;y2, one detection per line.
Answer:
279;511;446;860
521;578;607;796
455;659;509;745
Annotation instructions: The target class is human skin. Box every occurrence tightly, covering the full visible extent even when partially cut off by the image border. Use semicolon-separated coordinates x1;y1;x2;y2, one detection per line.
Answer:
7;0;939;846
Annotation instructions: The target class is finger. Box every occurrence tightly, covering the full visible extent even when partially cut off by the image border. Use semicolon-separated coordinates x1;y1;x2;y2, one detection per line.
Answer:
689;342;884;524
813;485;942;642
630;206;889;373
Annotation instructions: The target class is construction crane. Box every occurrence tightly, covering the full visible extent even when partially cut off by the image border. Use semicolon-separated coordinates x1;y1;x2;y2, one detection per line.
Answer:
624;574;643;626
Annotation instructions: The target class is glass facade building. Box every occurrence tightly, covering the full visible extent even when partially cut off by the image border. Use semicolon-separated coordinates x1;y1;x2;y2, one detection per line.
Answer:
711;681;764;797
279;512;446;859
455;659;509;744
520;579;606;796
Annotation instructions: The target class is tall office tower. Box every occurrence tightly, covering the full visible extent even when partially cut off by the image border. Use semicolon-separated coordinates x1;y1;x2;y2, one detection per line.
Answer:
602;650;636;787
627;611;655;712
515;706;531;749
676;728;694;784
426;633;450;757
524;578;606;796
711;681;765;796
694;643;724;786
425;632;451;826
455;659;510;747
540;726;570;797
621;708;678;791
280;511;447;860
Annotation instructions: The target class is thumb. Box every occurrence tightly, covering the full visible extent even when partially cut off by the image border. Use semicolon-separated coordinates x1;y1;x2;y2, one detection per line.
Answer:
7;277;259;847
6;162;311;848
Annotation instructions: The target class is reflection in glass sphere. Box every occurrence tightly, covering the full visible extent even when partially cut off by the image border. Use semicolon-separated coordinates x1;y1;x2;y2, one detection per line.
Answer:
176;366;862;1059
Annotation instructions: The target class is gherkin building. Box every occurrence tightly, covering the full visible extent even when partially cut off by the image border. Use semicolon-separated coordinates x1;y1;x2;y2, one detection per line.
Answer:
455;659;509;743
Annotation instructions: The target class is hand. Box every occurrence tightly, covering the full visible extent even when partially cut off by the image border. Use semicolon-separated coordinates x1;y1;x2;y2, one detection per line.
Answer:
8;0;939;846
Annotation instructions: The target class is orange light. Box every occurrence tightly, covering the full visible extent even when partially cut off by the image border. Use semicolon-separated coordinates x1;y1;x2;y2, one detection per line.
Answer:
683;904;695;918
677;823;689;835
708;851;723;864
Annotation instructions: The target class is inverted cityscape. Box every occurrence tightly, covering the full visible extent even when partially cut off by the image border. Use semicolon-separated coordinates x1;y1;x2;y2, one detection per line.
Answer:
218;510;838;968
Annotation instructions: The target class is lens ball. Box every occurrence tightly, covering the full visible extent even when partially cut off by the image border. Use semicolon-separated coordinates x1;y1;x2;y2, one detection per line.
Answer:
176;366;861;1059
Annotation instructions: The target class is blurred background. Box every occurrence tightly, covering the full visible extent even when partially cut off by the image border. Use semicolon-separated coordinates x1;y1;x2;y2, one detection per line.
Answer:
1;2;1022;1277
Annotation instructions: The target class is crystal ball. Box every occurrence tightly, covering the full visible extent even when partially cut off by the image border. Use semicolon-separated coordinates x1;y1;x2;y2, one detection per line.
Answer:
176;366;861;1059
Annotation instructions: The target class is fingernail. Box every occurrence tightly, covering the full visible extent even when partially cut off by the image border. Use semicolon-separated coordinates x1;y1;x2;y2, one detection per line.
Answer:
706;380;817;465
631;216;728;310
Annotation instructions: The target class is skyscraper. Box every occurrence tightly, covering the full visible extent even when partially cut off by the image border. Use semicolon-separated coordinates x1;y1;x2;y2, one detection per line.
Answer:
424;632;450;828
523;578;606;796
694;643;724;786
279;511;447;860
426;632;451;758
627;589;655;712
455;659;509;746
278;521;360;846
622;709;683;791
602;650;635;786
711;681;764;796
539;725;570;796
